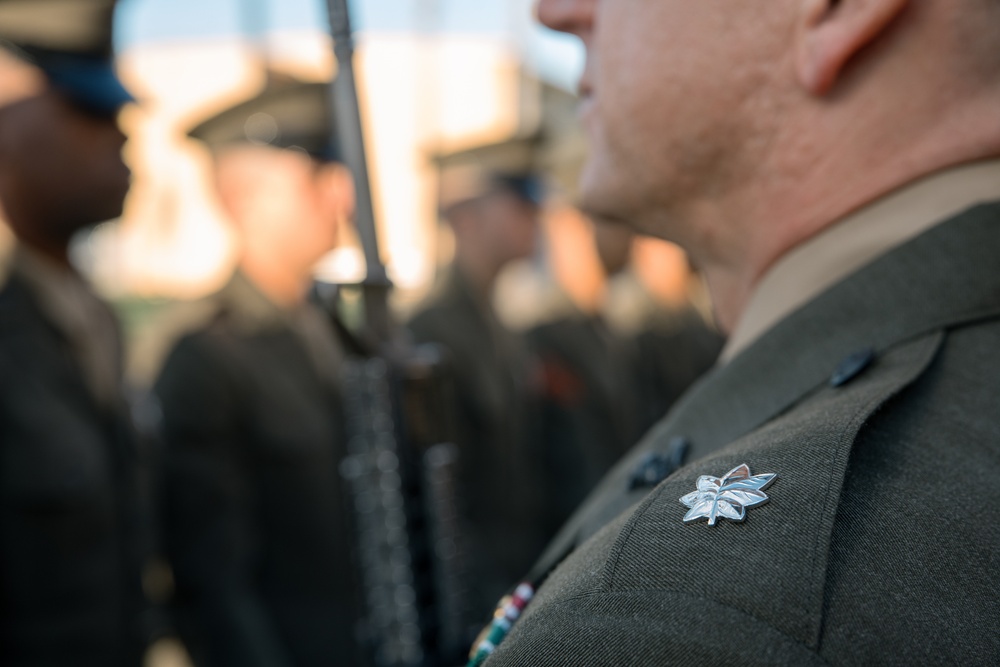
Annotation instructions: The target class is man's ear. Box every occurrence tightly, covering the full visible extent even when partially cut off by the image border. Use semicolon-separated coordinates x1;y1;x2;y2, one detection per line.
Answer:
796;0;910;95
328;164;356;221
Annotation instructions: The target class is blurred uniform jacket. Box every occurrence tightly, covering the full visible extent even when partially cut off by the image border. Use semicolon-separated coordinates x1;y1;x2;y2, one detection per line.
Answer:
485;177;1000;664
154;272;361;667
0;247;149;666
526;292;722;535
407;265;548;622
627;304;724;434
526;312;638;533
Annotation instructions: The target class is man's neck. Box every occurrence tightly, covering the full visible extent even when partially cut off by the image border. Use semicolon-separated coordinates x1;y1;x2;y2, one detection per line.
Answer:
692;105;1000;334
13;236;72;271
719;158;1000;361
454;250;502;302
238;252;311;309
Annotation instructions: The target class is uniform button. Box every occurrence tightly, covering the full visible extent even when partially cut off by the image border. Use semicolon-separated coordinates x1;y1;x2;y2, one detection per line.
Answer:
829;347;876;387
629;436;690;490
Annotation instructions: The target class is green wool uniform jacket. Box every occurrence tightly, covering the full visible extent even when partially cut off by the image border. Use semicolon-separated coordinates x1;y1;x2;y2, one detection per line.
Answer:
486;204;1000;666
408;267;549;623
0;275;149;667
527;314;641;533
154;286;360;667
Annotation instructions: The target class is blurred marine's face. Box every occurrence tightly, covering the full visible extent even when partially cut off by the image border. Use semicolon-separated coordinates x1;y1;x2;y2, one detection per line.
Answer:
215;146;352;271
480;190;539;265
537;0;786;239
0;90;130;239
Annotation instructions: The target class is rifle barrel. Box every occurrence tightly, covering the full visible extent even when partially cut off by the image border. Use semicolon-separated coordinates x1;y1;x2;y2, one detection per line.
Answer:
325;0;393;341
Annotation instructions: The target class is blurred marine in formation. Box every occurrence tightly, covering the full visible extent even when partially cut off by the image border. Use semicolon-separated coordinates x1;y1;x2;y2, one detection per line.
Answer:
599;230;724;435
152;82;363;667
0;0;152;665
526;212;640;531
407;169;548;623
527;214;722;533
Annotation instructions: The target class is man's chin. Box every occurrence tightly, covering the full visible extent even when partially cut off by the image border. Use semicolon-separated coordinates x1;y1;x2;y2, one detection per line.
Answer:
577;174;636;230
96;202;126;225
74;200;126;234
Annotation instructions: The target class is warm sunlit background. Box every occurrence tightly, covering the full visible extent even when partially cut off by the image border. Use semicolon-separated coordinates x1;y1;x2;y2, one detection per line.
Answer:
83;0;581;305
50;0;708;370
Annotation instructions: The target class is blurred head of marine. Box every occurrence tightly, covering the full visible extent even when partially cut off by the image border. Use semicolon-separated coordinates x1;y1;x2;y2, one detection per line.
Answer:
0;0;133;266
438;163;543;297
189;79;355;306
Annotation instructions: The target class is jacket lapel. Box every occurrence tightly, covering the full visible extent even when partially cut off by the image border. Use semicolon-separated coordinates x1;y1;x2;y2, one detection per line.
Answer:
663;202;1000;455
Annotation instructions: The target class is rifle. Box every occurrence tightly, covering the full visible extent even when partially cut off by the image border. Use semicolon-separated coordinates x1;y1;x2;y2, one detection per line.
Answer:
322;2;471;664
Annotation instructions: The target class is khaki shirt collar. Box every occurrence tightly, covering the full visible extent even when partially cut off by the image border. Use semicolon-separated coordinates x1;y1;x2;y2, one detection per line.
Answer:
721;159;1000;363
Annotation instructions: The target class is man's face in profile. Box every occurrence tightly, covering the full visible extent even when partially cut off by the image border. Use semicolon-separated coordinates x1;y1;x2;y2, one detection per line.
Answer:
537;0;788;240
0;87;130;240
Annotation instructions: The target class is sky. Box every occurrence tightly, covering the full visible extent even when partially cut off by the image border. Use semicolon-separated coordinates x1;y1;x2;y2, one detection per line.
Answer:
115;0;584;90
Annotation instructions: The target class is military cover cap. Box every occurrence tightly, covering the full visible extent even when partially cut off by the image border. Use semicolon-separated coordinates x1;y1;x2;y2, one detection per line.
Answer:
188;80;340;162
434;135;546;213
0;0;134;115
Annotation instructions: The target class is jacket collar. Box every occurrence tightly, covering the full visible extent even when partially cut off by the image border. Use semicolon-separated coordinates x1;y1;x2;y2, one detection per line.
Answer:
655;201;1000;456
722;158;1000;361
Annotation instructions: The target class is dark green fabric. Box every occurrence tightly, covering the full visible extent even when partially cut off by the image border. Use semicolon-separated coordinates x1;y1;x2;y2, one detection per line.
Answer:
155;294;361;667
407;266;548;624
527;314;640;533
0;275;148;667
526;307;723;534
487;204;1000;665
628;307;724;434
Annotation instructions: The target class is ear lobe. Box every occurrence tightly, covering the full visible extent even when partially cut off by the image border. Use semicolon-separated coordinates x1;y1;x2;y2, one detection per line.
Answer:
795;0;910;95
331;164;356;220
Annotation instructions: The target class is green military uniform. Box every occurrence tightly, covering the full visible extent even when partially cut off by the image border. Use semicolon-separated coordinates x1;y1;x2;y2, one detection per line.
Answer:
625;304;724;435
154;272;361;667
526;280;722;535
0;247;150;666
408;266;548;623
484;167;1000;664
527;311;639;533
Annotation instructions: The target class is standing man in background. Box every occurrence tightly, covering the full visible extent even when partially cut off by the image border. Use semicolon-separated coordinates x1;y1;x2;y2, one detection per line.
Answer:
407;170;548;624
528;216;723;534
0;0;152;664
479;0;1000;664
153;81;365;667
526;212;640;533
600;234;724;435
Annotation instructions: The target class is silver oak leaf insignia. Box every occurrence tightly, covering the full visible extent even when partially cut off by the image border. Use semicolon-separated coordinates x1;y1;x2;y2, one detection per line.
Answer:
679;464;777;526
